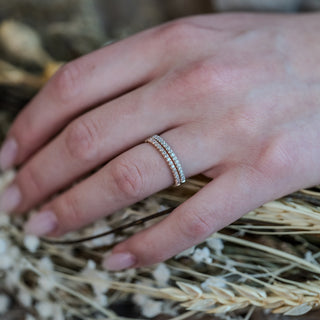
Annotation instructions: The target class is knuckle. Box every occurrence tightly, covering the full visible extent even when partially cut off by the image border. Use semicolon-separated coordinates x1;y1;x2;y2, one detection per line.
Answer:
259;134;295;179
230;111;259;139
51;61;81;102
17;165;43;198
168;60;229;99
157;19;190;38
109;158;145;200
157;19;197;54
200;62;236;91
64;117;100;162
54;194;81;231
185;61;219;91
177;207;213;242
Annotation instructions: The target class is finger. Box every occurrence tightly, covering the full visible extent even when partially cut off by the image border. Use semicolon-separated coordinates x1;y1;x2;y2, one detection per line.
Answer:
1;27;164;169
22;127;221;237
103;165;275;270
8;68;217;213
10;85;224;213
11;82;175;213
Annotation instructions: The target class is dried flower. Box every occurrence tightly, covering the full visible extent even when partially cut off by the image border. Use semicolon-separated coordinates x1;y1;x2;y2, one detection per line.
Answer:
24;235;40;253
192;247;212;264
152;263;171;286
0;294;10;314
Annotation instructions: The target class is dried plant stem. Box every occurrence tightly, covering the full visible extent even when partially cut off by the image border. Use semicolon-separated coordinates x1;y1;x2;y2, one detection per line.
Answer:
212;233;320;274
170;310;198;320
160;278;320;315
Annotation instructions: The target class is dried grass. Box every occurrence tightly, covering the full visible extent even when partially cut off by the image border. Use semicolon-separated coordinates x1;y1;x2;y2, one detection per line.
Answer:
2;171;320;319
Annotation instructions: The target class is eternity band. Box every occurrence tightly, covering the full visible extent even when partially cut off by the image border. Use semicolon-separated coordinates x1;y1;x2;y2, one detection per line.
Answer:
145;135;186;186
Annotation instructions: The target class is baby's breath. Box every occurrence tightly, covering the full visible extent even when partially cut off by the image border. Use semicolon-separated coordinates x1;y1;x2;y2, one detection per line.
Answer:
1;171;320;319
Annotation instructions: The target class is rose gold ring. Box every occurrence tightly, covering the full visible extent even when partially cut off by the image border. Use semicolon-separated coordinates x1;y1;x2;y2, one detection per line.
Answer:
145;135;186;186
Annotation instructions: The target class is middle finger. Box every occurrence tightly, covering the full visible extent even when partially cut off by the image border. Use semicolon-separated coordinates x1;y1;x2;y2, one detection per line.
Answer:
24;126;222;236
11;82;182;213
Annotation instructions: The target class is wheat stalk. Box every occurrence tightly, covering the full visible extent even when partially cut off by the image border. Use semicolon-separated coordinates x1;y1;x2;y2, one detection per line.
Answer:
160;278;320;316
2;170;320;319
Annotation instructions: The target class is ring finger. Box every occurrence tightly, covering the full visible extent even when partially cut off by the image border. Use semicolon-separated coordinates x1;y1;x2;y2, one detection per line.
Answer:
4;81;183;213
23;127;222;237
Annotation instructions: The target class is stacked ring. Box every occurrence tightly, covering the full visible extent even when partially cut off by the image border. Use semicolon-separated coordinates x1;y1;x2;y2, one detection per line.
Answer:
145;135;186;186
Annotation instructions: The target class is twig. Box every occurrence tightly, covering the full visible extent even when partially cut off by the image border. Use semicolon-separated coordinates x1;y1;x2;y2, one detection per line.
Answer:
40;207;176;245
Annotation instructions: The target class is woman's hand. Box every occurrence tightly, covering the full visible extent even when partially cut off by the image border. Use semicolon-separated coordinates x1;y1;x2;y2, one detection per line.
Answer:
1;13;320;270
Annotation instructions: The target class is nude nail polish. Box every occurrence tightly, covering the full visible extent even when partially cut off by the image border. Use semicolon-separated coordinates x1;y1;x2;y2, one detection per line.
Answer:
24;210;58;236
0;137;18;171
0;184;22;212
103;252;137;271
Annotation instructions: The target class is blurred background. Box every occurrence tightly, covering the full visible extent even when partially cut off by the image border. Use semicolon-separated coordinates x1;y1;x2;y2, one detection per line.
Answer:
0;0;320;139
0;1;320;319
0;0;319;133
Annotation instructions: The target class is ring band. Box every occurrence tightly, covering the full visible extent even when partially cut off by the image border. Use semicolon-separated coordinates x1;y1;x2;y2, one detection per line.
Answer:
145;135;186;186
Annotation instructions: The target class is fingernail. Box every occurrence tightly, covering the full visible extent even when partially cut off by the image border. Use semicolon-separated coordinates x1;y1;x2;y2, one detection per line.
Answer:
0;137;18;171
0;184;22;212
24;210;58;236
103;252;137;271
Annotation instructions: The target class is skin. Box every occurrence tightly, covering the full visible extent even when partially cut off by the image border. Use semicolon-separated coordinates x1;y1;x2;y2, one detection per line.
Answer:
1;13;320;269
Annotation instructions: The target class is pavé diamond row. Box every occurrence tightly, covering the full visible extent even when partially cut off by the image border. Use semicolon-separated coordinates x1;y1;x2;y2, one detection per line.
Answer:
145;135;186;186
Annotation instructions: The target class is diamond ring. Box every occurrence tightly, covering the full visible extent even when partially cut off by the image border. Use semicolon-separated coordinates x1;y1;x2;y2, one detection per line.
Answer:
145;135;186;186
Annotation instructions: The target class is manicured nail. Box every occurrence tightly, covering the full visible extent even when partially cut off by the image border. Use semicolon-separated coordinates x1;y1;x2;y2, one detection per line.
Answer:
0;184;22;212
0;137;18;171
24;210;58;236
103;252;137;271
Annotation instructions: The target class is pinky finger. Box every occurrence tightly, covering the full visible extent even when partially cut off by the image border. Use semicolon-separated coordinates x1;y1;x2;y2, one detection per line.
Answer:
103;166;273;270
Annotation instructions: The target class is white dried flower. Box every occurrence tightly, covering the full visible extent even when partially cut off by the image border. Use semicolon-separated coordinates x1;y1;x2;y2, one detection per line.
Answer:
81;262;110;295
141;299;163;318
192;247;212;264
218;315;243;320
8;246;20;260
122;267;136;278
175;246;195;259
0;213;9;226
38;256;54;272
52;304;64;320
162;301;179;316
133;293;148;306
96;293;108;306
133;291;163;318
225;259;237;270
26;315;36;320
305;251;319;264
152;263;170;286
206;238;224;255
85;224;114;247
0;294;10;314
35;302;64;320
201;277;227;291
5;265;21;289
132;286;163;318
86;259;96;270
0;254;13;269
36;301;55;318
0;238;8;254
24;235;40;253
39;274;56;291
144;198;163;212
18;288;33;307
114;268;137;279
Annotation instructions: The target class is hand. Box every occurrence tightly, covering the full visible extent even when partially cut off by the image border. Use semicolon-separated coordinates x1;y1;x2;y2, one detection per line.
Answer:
1;13;320;270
